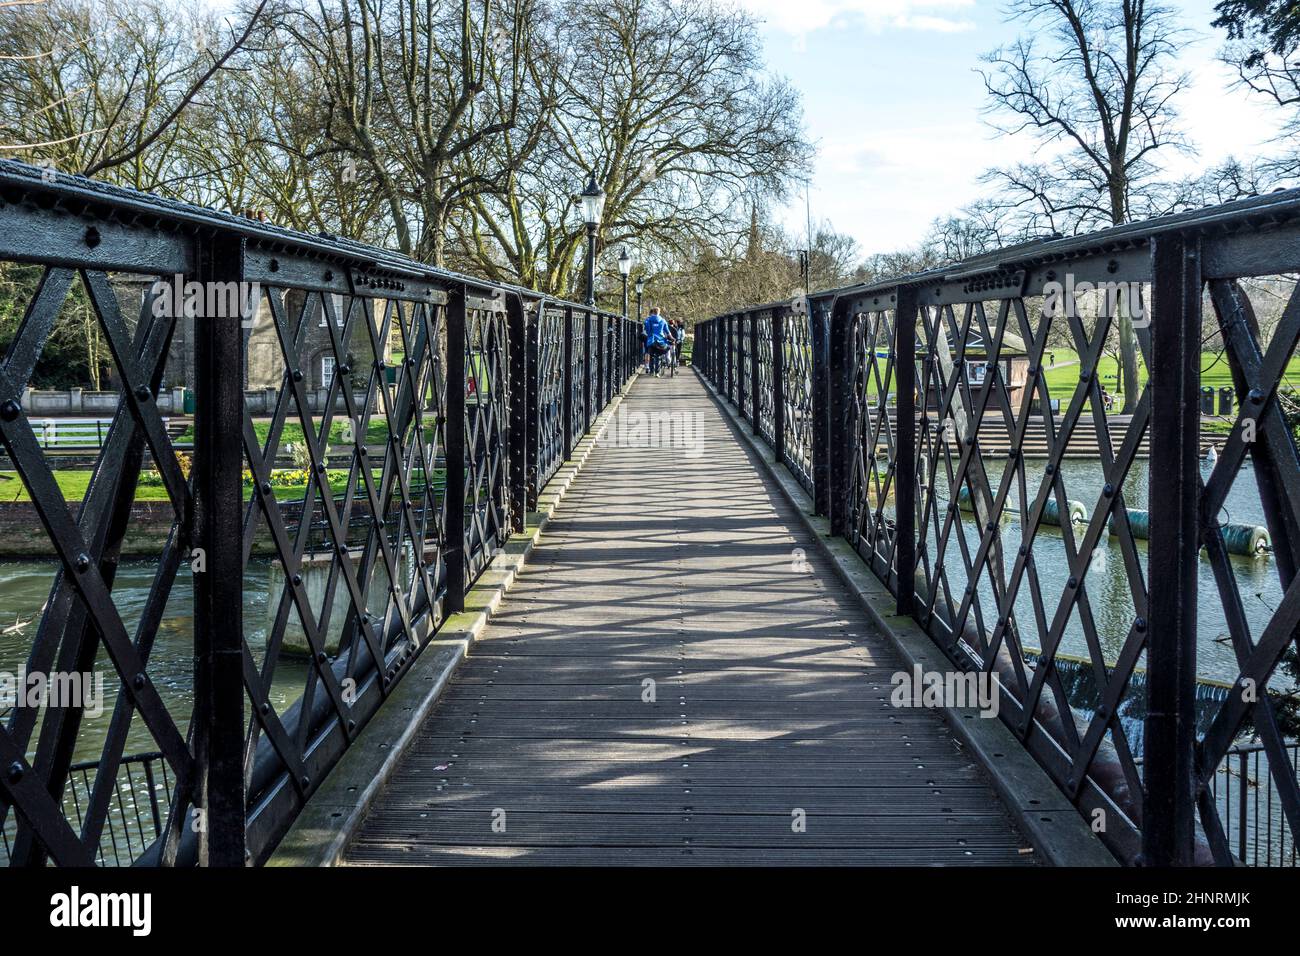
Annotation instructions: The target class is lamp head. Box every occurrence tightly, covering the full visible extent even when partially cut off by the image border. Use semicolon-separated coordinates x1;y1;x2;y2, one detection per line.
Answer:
579;174;605;227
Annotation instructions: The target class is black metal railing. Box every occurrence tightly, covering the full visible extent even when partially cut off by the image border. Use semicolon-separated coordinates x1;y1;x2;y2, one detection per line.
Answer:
696;187;1300;866
1;750;173;867
0;159;636;867
1212;740;1300;866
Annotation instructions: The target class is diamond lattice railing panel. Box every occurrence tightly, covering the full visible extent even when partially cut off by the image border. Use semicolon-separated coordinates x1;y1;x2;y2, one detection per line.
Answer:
844;306;900;579
782;311;815;494
570;313;587;443
728;318;737;396
912;289;1152;852
739;315;751;413
1193;275;1300;865
463;303;509;583
239;284;448;842
756;311;775;443
535;306;566;493
0;263;198;867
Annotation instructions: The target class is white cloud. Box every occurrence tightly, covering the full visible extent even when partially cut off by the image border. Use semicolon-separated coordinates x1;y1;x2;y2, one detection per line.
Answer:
737;0;976;36
899;14;975;33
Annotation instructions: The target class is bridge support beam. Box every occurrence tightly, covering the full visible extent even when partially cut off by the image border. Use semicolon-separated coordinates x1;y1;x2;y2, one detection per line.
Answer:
444;287;467;614
193;233;247;866
1144;232;1202;866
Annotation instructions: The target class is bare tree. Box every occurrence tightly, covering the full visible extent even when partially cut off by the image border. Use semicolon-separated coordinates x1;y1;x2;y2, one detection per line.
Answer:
175;15;392;237
452;0;806;297
922;204;1009;267
268;0;540;265
979;0;1193;411
0;0;267;186
1215;0;1300;181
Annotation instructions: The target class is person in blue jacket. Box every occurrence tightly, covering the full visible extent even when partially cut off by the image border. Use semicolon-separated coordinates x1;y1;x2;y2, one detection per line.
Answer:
643;307;672;376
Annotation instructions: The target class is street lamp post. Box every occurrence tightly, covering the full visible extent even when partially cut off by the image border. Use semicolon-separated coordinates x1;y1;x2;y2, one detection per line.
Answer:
618;248;632;318
579;175;605;307
635;276;645;323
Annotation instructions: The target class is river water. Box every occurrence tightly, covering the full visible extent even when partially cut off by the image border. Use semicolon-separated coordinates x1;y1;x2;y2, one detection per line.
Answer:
0;559;307;762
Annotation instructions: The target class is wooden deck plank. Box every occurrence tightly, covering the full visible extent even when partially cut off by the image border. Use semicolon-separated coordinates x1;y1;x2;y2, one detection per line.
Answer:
342;373;1034;866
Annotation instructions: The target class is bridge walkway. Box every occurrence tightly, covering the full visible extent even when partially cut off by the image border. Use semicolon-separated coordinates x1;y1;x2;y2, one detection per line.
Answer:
341;371;1034;865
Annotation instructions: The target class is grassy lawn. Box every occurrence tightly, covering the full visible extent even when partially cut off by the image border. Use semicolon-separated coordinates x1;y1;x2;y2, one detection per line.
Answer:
175;418;440;449
177;419;396;447
1040;350;1300;404
0;469;443;503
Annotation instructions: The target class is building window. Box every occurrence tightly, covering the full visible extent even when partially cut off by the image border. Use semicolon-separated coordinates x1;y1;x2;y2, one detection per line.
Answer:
320;293;345;327
322;355;335;389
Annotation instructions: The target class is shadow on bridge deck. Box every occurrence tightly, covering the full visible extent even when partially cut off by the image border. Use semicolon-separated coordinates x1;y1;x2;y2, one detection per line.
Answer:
341;371;1035;865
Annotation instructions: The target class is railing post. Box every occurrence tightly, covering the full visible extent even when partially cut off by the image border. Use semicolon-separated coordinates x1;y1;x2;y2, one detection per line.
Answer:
750;312;761;434
585;311;595;431
811;299;831;517
444;286;467;613
525;302;542;508
507;293;528;531
192;232;246;866
894;287;918;614
562;306;574;458
828;297;851;536
1144;231;1201;867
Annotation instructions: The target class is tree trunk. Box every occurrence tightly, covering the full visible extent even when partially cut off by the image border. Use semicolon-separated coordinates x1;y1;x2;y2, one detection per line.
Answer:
1110;182;1140;413
1117;301;1140;413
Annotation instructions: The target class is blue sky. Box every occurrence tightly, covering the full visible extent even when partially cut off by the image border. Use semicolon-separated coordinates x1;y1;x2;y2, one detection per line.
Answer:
737;0;1285;256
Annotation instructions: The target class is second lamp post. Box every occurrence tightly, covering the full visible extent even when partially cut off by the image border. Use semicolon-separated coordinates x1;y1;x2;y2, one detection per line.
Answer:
579;175;605;307
618;248;631;318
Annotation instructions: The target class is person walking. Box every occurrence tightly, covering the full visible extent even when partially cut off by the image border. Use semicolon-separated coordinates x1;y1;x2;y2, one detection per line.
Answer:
643;307;672;376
